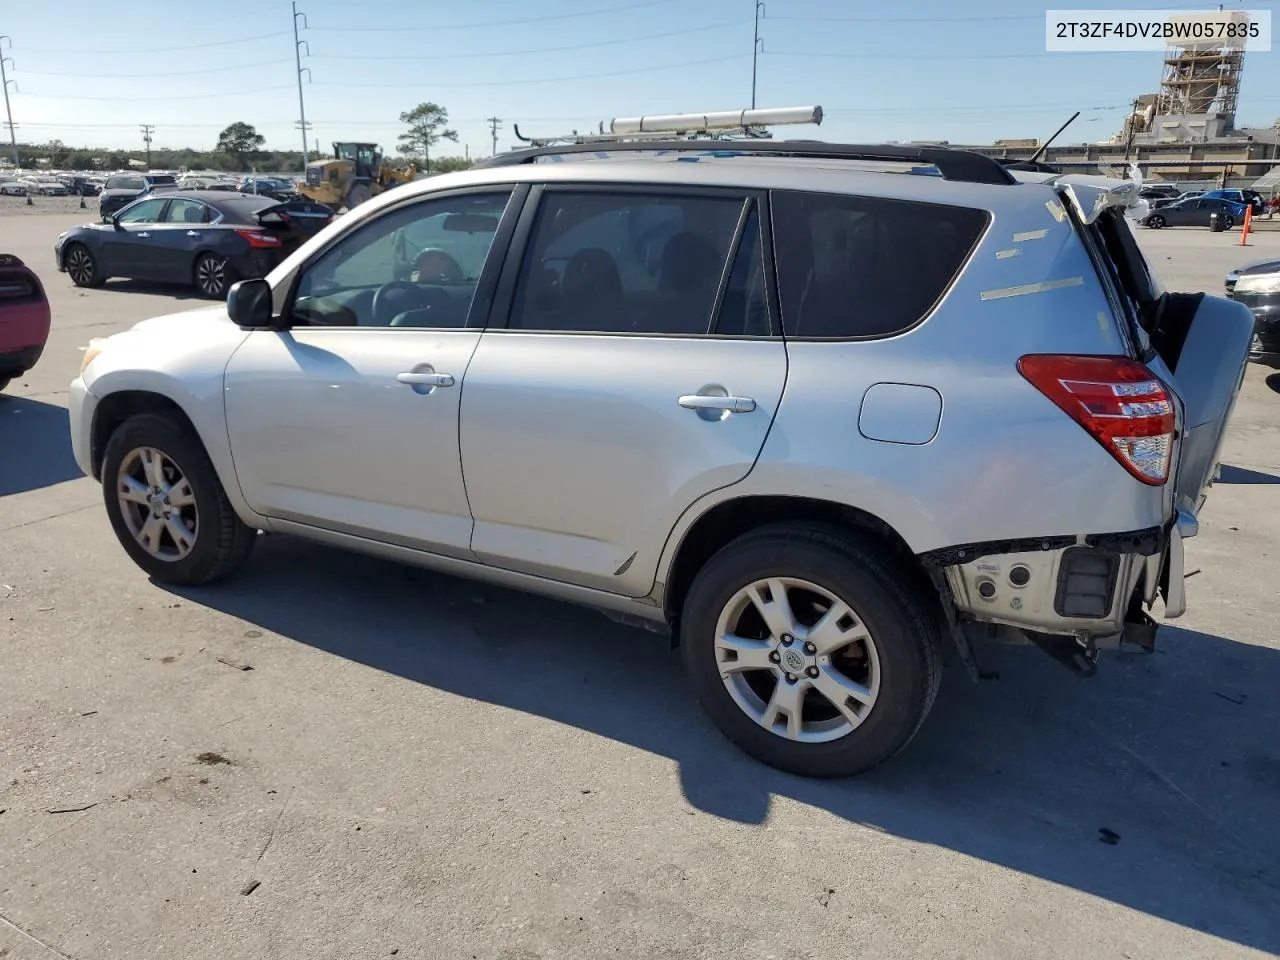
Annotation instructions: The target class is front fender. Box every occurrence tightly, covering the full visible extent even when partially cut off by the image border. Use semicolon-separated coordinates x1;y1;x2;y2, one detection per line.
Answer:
82;322;267;529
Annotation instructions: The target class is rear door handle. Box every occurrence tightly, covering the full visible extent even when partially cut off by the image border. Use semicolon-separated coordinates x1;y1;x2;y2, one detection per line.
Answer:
678;394;756;414
185;230;201;237
136;232;151;238
397;371;455;388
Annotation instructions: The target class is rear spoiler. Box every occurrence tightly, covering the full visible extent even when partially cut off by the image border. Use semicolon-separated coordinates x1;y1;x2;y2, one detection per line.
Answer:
1052;174;1146;225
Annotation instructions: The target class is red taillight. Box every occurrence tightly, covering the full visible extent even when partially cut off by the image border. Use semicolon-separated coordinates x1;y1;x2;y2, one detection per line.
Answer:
1018;354;1176;486
234;229;283;249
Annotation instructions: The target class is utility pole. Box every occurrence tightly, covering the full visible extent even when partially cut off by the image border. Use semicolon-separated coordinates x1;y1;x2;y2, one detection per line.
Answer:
139;124;154;170
486;116;502;157
292;2;311;170
1123;96;1140;164
0;37;18;169
751;1;765;109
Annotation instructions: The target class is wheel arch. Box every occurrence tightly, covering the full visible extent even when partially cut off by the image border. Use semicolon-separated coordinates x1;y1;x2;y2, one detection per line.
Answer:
90;389;198;480
659;494;934;629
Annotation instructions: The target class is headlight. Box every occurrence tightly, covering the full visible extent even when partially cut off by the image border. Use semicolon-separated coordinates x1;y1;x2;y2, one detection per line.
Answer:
1232;273;1280;295
79;337;106;374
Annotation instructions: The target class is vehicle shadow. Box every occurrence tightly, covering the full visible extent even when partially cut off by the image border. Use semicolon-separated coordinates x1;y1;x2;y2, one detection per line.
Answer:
99;279;207;301
165;535;1280;952
1267;371;1280;393
0;396;80;495
1217;464;1280;484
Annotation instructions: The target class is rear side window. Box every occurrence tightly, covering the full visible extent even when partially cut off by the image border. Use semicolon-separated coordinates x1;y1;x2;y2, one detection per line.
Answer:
770;190;987;338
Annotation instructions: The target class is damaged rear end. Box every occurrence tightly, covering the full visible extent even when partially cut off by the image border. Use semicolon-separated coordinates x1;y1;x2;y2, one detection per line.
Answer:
936;175;1252;675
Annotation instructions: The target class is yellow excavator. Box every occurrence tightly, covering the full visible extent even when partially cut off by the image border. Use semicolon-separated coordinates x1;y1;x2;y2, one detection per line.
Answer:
298;142;416;212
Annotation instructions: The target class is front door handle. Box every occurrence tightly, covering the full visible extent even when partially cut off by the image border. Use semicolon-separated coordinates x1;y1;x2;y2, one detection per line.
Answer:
397;371;455;388
185;230;201;237
678;394;756;414
136;232;151;238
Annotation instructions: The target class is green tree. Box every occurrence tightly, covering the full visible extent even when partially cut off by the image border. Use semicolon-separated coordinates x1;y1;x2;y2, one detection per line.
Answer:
397;102;457;174
430;155;473;174
215;122;266;170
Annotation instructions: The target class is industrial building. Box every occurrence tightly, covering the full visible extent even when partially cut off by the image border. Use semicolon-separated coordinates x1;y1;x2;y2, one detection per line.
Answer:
962;10;1280;186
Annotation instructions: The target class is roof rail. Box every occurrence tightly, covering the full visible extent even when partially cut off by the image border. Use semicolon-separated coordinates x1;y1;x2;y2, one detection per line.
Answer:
474;140;1018;186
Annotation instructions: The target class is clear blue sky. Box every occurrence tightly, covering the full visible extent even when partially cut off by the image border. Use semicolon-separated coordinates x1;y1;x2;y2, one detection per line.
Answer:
3;0;1280;157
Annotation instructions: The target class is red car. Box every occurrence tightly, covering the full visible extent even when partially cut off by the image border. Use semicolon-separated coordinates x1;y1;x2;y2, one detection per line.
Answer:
0;254;51;392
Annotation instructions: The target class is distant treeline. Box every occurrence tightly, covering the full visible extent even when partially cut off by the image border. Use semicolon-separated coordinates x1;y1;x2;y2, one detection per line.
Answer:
2;141;475;174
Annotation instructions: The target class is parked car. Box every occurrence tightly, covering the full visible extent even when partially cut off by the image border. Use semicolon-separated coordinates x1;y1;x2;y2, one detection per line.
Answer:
0;179;27;196
67;139;1252;777
0;253;51;392
1225;258;1280;361
1150;190;1204;209
1140;195;1246;228
98;173;179;218
56;191;335;298
240;176;299;200
64;175;102;197
1203;188;1265;214
1138;185;1180;201
22;177;68;196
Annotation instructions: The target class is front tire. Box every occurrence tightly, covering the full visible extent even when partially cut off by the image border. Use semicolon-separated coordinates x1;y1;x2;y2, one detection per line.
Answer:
64;242;104;287
1146;216;1165;229
344;183;371;211
680;524;942;778
101;413;256;586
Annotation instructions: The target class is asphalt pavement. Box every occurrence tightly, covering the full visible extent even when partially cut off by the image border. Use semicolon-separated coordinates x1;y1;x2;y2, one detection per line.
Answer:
2;208;1279;960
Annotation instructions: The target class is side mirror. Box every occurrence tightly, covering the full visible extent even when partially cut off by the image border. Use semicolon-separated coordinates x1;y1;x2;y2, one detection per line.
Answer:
226;278;278;330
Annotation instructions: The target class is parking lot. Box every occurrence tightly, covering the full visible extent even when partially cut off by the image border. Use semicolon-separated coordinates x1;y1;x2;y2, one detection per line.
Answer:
2;206;1279;960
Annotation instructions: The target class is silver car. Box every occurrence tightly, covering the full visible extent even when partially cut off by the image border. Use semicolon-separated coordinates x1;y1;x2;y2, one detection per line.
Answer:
68;140;1253;777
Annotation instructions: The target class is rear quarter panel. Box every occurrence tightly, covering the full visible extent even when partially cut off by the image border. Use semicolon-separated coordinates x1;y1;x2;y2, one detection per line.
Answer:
666;184;1166;563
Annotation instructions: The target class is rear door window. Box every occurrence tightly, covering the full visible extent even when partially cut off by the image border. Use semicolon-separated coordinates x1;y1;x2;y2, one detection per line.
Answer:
507;190;745;335
770;190;987;338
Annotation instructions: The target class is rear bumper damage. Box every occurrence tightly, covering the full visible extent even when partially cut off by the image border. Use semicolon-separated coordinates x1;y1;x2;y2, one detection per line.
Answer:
922;511;1196;675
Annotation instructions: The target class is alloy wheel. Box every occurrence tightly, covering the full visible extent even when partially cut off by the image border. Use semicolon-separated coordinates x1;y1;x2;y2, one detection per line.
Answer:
116;446;199;562
66;246;94;285
714;576;881;743
196;256;227;297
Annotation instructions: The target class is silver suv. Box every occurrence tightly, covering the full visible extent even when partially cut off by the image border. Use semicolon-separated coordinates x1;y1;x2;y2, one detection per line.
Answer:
68;138;1253;777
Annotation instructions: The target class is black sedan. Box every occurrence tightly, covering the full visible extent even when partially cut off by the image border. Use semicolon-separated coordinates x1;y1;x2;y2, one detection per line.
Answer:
1140;195;1246;229
1225;258;1280;362
55;191;334;299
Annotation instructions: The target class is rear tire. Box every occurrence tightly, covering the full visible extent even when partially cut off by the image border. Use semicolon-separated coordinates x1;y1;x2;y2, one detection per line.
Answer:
1146;216;1165;229
194;253;235;299
101;413;257;586
679;523;942;778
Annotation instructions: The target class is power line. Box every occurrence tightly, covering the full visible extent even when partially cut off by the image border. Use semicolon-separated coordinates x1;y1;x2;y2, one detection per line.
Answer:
310;0;681;32
317;53;750;89
20;58;295;79
15;31;293;54
139;123;153;168
313;20;738;60
17;84;297;102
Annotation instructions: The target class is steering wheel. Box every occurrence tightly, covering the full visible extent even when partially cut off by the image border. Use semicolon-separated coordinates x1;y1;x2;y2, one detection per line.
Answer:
370;281;449;326
413;248;464;283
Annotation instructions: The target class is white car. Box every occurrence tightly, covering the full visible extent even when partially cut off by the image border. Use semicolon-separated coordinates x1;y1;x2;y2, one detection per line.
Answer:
67;134;1250;777
0;179;28;196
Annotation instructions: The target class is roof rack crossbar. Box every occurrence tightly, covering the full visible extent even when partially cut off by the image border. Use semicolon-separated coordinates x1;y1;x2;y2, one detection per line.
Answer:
474;140;1017;186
